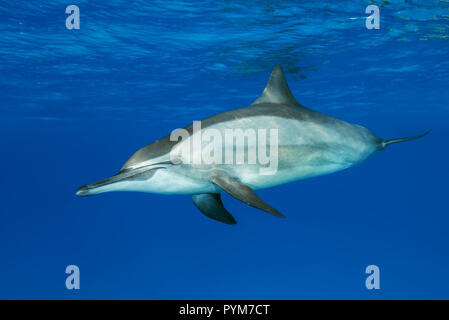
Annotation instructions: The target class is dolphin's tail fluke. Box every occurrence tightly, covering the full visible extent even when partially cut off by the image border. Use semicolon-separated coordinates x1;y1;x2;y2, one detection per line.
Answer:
382;130;430;148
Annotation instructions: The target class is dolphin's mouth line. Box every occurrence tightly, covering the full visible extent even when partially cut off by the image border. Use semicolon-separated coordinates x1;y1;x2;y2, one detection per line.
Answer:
121;160;174;173
76;162;171;196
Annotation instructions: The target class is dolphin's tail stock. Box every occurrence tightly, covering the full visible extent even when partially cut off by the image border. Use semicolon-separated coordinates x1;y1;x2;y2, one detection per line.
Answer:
382;130;431;148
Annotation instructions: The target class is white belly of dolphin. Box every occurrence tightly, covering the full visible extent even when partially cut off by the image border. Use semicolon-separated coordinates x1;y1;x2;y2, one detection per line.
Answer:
103;169;219;195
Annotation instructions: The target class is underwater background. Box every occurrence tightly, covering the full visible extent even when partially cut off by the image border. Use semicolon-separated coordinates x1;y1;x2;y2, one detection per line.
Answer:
0;1;448;299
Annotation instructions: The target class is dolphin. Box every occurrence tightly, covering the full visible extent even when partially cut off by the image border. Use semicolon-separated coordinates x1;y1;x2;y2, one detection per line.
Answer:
76;65;429;225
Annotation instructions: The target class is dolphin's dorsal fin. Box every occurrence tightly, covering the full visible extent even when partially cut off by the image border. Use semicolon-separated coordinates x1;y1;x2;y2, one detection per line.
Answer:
252;65;299;106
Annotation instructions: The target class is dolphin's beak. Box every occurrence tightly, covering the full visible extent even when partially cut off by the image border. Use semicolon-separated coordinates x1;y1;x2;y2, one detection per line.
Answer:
76;185;90;197
75;173;125;197
76;166;160;197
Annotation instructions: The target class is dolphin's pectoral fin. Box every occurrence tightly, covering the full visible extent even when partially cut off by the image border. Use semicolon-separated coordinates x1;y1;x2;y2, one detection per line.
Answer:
191;193;237;225
211;175;285;218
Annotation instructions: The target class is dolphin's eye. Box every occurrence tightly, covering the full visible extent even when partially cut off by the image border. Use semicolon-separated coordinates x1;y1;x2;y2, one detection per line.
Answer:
170;155;183;165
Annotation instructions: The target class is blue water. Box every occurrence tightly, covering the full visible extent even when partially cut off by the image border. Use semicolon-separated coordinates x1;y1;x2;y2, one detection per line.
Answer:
1;1;448;299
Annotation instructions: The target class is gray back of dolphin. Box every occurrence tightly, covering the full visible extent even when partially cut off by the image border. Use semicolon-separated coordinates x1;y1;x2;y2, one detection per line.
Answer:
77;65;429;225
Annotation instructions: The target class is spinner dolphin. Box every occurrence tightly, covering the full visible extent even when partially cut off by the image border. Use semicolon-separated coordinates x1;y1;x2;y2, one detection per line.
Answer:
76;65;429;225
